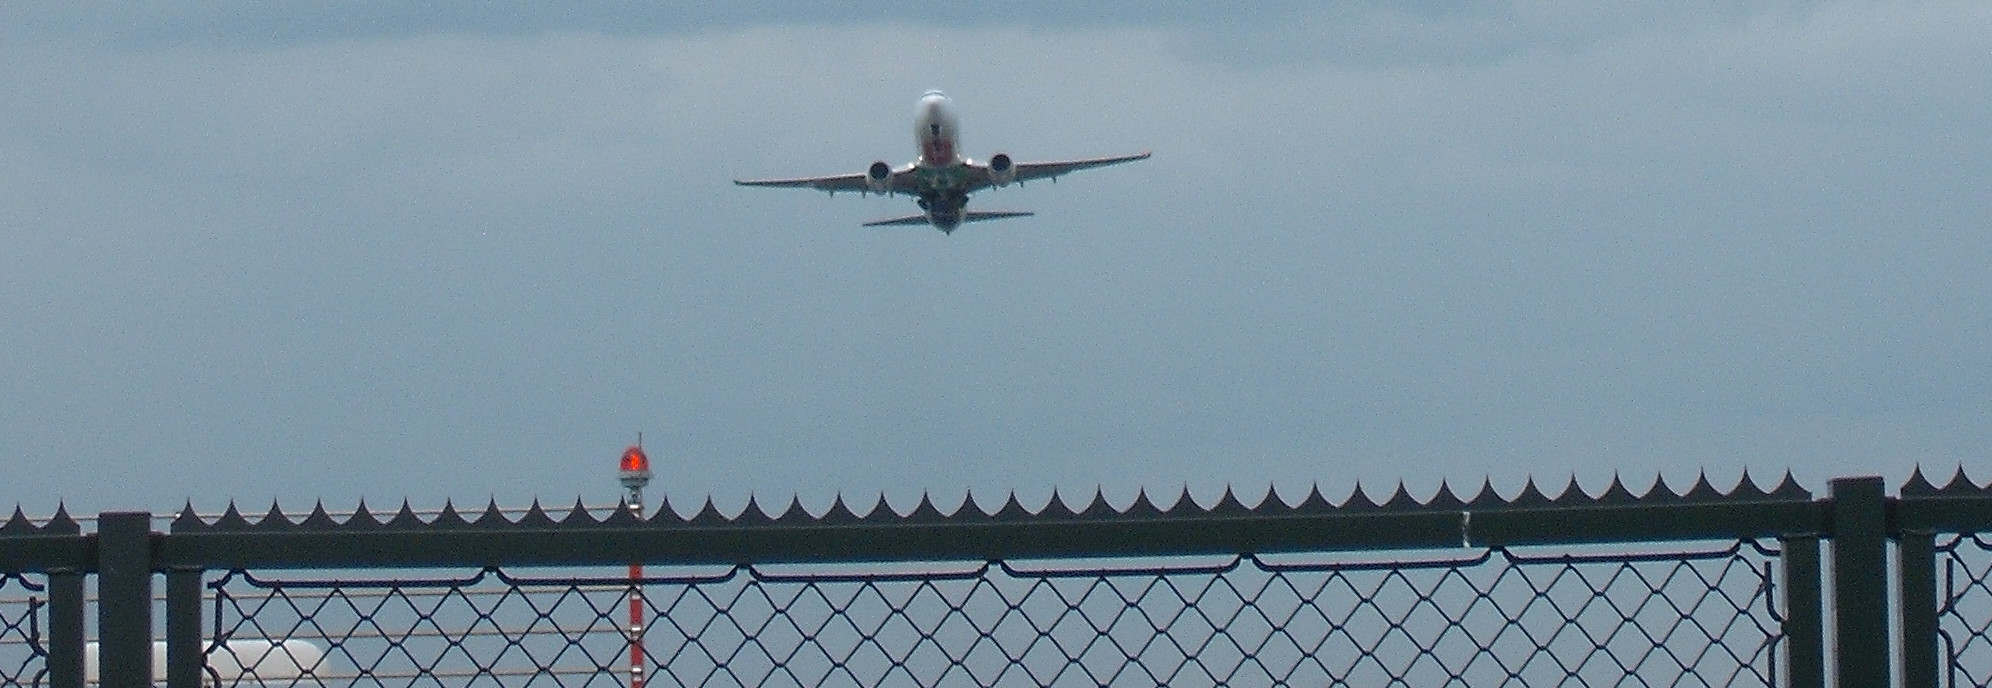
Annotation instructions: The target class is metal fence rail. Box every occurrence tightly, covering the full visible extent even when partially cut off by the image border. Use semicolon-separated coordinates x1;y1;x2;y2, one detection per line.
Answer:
206;542;1785;688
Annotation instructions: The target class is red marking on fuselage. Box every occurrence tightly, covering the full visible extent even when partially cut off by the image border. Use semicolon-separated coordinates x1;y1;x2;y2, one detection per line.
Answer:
922;138;955;166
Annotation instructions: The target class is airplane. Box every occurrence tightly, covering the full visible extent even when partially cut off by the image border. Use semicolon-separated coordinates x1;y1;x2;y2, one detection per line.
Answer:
734;90;1150;234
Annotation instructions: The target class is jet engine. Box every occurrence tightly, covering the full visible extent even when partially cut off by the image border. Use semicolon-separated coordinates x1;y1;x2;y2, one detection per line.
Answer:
866;161;893;194
987;153;1015;187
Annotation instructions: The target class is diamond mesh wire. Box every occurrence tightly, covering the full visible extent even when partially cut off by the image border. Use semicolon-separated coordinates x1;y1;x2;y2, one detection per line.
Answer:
0;575;46;688
209;542;1783;688
1940;533;1992;688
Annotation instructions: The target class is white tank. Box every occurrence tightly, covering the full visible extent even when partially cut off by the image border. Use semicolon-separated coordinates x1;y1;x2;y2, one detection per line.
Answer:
84;639;327;686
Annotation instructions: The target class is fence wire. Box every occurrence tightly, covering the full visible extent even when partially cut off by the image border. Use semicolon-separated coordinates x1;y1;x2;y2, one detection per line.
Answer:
1941;533;1992;688
207;541;1782;688
0;575;45;688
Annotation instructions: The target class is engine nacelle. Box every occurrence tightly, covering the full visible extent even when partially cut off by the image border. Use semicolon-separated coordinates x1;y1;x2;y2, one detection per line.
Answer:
866;161;893;194
987;153;1015;187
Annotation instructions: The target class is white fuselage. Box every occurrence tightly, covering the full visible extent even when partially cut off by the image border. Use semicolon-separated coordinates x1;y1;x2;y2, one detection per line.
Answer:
910;90;973;229
915;90;962;168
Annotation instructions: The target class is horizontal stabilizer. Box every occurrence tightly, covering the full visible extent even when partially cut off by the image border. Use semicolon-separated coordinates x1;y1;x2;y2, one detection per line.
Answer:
860;211;1036;227
861;214;932;227
963;211;1035;223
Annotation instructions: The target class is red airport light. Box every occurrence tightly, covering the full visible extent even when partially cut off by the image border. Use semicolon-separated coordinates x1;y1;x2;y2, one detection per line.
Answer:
619;445;652;490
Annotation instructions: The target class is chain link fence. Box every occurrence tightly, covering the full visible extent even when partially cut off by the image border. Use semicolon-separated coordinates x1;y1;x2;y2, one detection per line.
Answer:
207;541;1783;688
1939;533;1992;688
0;576;45;688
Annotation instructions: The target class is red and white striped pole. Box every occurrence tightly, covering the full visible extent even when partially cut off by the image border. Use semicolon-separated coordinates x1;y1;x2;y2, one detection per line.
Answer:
619;442;653;688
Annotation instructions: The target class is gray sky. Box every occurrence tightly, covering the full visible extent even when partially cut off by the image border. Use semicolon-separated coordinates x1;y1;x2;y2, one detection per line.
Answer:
2;3;1987;517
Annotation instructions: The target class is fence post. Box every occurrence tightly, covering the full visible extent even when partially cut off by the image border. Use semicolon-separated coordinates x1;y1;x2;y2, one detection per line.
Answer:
1896;531;1937;688
46;569;85;688
1782;535;1825;688
1830;477;1889;688
98;512;154;688
166;567;205;688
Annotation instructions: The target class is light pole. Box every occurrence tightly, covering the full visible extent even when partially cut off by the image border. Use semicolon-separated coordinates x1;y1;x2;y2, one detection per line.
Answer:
618;441;652;688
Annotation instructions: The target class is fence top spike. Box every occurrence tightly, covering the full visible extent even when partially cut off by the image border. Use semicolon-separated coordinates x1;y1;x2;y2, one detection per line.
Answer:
1077;487;1117;518
1254;483;1279;510
736;494;775;525
960;489;987;517
906;492;951;522
516;500;555;527
1381;481;1423;509
1342;482;1380;511
1597;474;1639;504
1769;470;1811;499
1425;480;1465;510
1464;477;1504;509
1126;488;1165;517
388;500;424;528
563;497;596;525
473;499;509;527
650;496;687;524
773;495;812;523
170;503;203;532
48;504;77;533
1733;469;1768;499
1378;480;1410;506
1550;475;1589;505
858;492;895;521
1683;472;1723;501
1902;465;1937;496
2;506;34;534
1510;479;1552;508
1041;488;1077;518
215;502;250;530
820;494;863;524
993;492;1036;521
260;501;291;528
433;501;469;526
1640;473;1679;501
1264;482;1298;512
303;501;339;528
1940;464;1979;493
1295;482;1334;512
603;498;640;525
1210;485;1251;514
688;497;730;526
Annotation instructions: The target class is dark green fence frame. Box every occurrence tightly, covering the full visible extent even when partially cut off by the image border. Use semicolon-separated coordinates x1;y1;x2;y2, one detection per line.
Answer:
2;472;1988;688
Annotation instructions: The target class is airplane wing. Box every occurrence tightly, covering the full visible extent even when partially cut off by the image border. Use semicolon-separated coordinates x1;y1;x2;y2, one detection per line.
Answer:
734;166;916;195
734;173;873;194
967;151;1151;191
